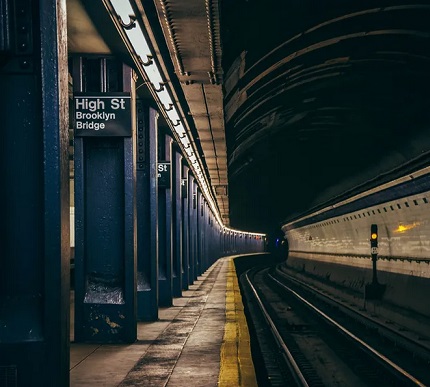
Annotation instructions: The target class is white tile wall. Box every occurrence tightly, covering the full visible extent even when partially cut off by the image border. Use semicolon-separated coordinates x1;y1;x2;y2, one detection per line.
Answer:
285;192;430;277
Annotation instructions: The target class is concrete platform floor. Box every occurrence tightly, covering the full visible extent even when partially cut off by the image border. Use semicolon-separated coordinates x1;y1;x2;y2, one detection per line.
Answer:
70;256;257;387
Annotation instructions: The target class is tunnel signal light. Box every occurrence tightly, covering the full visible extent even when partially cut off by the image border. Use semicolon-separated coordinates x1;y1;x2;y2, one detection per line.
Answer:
370;224;378;248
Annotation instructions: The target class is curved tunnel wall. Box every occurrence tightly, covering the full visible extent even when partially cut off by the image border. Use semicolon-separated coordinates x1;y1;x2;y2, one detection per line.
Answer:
282;167;430;317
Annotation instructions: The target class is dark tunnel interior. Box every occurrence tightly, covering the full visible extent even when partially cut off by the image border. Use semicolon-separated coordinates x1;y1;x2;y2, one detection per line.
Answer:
220;0;430;234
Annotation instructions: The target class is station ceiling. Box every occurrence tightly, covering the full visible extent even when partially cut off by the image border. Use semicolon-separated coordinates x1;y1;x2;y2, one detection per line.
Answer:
69;0;430;234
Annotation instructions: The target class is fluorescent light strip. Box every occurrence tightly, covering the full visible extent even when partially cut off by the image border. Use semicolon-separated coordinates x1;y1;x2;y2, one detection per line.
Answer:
108;0;264;238
110;0;134;21
223;226;265;237
156;88;173;110
143;58;164;87
174;123;186;137
126;25;152;65
166;108;180;123
110;0;164;90
179;137;190;148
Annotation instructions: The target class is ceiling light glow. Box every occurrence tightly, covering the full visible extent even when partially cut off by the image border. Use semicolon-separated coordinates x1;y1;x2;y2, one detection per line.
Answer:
110;0;135;22
145;63;164;89
156;87;173;110
180;136;190;148
108;0;265;238
167;108;180;123
125;25;152;63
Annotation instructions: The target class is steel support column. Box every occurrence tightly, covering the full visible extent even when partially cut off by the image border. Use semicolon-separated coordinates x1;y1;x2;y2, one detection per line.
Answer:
207;212;214;266
181;164;190;289
136;103;159;321
196;190;203;277
189;175;197;283
73;58;136;343
200;199;207;272
205;203;210;269
158;132;173;307
0;1;70;385
172;146;182;297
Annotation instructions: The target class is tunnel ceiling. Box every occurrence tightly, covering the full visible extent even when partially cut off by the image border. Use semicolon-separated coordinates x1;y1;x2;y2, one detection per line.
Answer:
220;0;430;233
69;0;430;234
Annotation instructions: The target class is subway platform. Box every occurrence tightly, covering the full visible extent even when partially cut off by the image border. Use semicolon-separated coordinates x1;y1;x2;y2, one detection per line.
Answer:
69;256;257;387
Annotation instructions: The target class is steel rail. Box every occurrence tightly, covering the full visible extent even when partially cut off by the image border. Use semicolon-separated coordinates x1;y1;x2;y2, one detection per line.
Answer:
244;270;309;387
268;273;426;387
274;267;430;360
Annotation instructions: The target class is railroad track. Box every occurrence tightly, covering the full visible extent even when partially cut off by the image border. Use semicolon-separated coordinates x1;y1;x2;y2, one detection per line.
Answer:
240;265;430;386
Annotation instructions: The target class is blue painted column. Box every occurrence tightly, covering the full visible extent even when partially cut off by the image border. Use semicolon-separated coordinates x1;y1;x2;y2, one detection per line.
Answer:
234;234;238;253
200;200;208;272
223;229;226;255
196;190;203;276
205;204;211;268
215;222;221;262
239;234;244;254
207;205;211;266
158;132;173;307
188;175;197;283
136;103;159;321
207;212;214;265
206;210;210;266
215;219;220;262
0;1;70;385
73;58;136;343
208;207;214;265
181;165;190;289
172;146;183;297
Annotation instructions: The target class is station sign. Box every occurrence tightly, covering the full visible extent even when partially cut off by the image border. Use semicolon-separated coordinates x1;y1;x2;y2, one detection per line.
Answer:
181;178;188;198
74;92;132;137
158;162;171;188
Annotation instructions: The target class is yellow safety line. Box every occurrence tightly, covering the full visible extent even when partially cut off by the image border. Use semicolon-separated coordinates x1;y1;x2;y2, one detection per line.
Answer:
219;258;257;387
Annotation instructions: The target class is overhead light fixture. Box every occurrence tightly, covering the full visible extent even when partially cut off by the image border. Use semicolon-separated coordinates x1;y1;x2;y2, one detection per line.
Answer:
175;124;186;138
126;25;153;66
106;0;265;238
109;0;134;22
179;135;190;148
166;108;180;124
155;87;174;110
185;147;194;157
